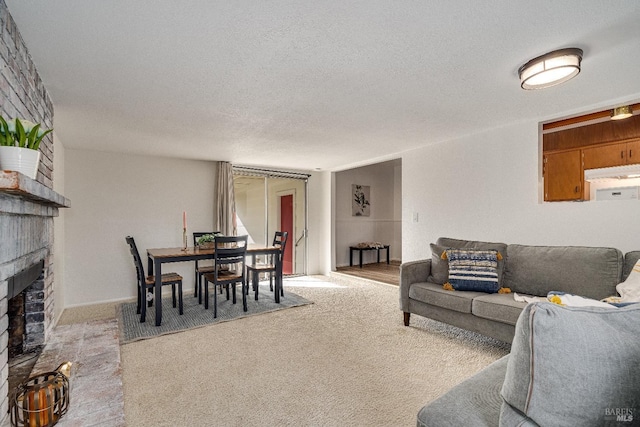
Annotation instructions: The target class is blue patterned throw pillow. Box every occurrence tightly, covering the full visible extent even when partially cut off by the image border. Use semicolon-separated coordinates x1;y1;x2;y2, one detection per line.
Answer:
444;248;501;293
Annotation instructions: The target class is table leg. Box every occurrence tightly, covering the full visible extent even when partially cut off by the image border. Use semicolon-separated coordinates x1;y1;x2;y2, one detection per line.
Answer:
359;249;363;268
377;248;381;263
350;248;353;267
252;270;259;301
386;246;390;264
251;254;257;293
155;258;162;326
146;256;155;308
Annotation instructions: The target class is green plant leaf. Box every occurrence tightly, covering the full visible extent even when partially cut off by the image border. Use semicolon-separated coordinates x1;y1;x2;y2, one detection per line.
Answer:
0;117;52;149
0;116;9;146
31;128;52;151
15;119;27;148
26;124;40;149
0;116;16;146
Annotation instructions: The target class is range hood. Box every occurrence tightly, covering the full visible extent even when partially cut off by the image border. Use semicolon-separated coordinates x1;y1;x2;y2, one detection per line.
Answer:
584;164;640;182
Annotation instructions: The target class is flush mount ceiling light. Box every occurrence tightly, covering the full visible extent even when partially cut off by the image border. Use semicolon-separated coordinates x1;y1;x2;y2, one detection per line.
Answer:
518;48;583;90
611;105;633;121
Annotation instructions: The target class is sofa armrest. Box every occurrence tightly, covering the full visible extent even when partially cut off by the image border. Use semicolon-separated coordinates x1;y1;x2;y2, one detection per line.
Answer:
399;259;431;312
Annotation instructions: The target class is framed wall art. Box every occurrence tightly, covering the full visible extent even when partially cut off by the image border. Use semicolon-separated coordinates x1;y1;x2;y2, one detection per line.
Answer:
352;184;370;216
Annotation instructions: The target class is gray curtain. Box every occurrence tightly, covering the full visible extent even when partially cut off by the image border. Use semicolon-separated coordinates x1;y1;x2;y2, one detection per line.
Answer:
215;161;237;236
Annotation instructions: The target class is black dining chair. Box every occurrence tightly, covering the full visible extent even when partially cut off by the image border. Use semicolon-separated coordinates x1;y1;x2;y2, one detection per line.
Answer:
246;231;288;301
125;236;184;322
192;231;220;299
202;235;248;318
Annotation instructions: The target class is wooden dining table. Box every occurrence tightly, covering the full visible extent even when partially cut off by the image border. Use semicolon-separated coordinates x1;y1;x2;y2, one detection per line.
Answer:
146;244;281;326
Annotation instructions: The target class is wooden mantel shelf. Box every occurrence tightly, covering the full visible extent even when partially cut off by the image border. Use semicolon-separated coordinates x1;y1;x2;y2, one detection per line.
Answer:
0;171;70;208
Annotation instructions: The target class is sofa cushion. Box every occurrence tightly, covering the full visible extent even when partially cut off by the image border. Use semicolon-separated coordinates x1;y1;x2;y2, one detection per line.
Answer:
409;282;485;313
617;258;640;303
431;238;508;285
501;244;622;299
472;294;527;326
418;355;509;427
444;248;500;293
500;302;640;427
623;250;640;281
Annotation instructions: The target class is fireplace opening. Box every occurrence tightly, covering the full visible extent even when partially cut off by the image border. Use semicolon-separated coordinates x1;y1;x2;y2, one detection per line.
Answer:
9;292;27;359
7;261;46;397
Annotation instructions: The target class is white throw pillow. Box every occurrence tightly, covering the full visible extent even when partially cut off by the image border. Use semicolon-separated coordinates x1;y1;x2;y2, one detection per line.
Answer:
618;259;640;302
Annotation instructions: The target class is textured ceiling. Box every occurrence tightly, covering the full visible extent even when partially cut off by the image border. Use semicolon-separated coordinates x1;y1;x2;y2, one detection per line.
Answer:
5;1;640;171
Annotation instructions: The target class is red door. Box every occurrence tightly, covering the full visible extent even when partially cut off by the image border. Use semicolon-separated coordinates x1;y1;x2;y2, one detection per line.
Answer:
280;195;294;274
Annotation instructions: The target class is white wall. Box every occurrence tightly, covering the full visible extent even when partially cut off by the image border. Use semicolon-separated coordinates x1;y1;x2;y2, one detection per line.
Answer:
62;149;329;307
402;121;640;262
64;149;217;306
52;133;66;323
335;159;402;267
315;170;333;275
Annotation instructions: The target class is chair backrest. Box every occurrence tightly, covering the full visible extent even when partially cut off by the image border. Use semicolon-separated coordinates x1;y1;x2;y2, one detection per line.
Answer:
213;235;248;269
273;231;289;261
125;236;145;286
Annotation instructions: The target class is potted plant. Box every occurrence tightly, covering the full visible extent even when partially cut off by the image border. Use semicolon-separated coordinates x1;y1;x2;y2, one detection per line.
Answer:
196;232;223;249
0;115;53;179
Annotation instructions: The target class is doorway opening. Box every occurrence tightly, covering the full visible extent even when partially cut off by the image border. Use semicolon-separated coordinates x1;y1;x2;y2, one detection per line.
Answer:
333;159;402;284
233;167;309;276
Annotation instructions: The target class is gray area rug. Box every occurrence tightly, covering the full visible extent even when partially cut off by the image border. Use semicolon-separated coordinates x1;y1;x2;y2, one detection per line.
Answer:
117;285;312;344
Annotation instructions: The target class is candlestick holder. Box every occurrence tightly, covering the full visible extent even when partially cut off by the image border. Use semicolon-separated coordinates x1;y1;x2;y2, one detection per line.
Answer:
182;228;187;251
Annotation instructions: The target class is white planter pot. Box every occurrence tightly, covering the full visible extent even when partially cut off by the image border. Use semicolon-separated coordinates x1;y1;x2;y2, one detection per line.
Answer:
0;146;41;179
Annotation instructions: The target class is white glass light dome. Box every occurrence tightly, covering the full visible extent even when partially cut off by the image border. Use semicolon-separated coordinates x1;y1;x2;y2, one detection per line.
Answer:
518;48;583;90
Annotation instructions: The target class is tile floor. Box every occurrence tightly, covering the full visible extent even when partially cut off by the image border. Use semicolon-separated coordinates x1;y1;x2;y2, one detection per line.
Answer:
24;319;125;426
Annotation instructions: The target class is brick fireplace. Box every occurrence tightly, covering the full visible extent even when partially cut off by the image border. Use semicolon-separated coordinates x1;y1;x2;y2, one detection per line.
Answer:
0;172;69;422
1;1;68;423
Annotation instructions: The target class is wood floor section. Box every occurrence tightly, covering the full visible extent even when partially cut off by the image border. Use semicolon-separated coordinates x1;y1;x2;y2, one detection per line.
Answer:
336;261;400;286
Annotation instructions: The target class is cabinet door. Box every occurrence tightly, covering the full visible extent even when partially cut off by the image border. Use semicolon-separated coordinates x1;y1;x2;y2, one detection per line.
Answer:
544;150;585;201
626;140;640;165
582;142;626;169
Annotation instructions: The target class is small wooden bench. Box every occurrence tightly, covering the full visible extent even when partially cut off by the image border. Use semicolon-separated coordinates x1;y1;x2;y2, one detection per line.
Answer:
349;245;390;268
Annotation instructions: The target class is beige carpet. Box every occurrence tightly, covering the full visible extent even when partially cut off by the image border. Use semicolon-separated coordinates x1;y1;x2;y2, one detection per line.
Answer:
119;275;510;426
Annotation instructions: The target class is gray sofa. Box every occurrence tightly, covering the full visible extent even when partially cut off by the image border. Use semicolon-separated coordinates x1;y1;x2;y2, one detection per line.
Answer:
417;302;640;427
400;237;640;344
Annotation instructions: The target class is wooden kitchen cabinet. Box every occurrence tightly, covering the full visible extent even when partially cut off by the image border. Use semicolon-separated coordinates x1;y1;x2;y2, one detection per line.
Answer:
583;138;640;169
543;149;589;201
542;111;640;202
627;139;640;164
